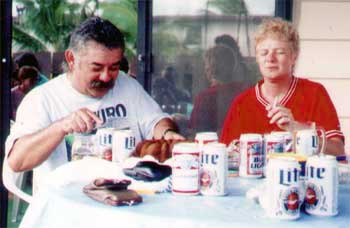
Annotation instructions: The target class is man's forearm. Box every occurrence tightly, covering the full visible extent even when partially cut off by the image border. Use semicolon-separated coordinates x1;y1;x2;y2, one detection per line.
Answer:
8;120;66;172
153;118;179;140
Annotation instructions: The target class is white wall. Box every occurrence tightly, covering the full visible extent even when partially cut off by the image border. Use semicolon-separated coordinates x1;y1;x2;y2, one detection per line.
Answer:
293;0;350;154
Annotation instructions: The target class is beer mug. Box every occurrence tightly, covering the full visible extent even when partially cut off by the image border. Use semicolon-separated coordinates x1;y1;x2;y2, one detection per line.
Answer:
296;127;325;157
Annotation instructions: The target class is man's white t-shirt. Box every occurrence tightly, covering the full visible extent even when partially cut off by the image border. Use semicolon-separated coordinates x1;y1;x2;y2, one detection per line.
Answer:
5;71;169;186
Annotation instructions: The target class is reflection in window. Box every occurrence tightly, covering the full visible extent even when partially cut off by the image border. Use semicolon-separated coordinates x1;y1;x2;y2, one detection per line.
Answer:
152;0;275;137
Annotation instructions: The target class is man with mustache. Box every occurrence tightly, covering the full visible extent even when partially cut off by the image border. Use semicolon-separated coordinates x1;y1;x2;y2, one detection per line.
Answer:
5;17;184;189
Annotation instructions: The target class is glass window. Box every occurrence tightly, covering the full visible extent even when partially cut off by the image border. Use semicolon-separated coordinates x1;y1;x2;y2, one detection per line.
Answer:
152;0;276;137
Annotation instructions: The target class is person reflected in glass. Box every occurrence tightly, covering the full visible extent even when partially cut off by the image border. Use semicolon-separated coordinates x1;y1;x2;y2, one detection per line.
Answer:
152;66;191;114
6;17;184;188
11;66;38;120
13;52;49;87
189;44;249;134
220;18;344;156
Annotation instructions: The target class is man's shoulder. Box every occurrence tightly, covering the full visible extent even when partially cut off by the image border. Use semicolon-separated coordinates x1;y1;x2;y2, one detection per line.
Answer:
114;71;143;91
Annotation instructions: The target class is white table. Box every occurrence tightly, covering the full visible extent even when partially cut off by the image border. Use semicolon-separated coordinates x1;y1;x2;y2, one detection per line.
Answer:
20;158;350;228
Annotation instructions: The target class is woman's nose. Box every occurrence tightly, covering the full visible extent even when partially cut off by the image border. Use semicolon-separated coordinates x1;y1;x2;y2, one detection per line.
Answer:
266;52;276;62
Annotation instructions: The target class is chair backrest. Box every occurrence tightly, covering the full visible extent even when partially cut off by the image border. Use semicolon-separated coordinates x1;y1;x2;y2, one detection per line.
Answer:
2;156;33;203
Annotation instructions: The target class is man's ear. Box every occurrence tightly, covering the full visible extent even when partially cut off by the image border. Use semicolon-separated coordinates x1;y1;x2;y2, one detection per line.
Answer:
65;50;75;71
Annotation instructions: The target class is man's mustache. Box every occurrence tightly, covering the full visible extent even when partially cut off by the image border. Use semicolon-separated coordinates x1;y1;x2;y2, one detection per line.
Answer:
90;80;114;89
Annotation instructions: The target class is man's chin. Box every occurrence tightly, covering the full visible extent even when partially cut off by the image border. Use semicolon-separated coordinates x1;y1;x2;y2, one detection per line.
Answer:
89;88;110;98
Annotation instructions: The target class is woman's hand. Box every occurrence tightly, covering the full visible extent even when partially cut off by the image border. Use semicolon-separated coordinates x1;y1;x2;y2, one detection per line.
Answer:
266;103;295;131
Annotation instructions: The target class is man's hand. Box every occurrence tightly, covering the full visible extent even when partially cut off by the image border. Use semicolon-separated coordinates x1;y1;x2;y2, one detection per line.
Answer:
163;130;185;140
60;108;103;134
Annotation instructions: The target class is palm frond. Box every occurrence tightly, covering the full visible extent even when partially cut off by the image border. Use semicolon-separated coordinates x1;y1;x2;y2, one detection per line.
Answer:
12;25;48;51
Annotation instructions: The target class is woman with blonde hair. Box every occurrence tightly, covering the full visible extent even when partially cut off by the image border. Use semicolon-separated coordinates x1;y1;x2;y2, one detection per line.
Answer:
221;18;344;156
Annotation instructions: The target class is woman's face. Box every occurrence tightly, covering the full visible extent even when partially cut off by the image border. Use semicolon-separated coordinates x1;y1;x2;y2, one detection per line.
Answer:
256;37;297;81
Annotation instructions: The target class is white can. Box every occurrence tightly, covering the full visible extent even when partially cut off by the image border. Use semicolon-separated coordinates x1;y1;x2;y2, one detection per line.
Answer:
112;129;136;163
195;132;219;147
239;133;263;178
264;133;285;154
263;157;303;220
172;142;200;195
271;131;293;152
305;155;338;216
96;128;114;149
200;142;227;196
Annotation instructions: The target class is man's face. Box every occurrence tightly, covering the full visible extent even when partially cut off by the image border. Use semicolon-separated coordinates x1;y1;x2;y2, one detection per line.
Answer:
256;37;297;81
67;41;123;98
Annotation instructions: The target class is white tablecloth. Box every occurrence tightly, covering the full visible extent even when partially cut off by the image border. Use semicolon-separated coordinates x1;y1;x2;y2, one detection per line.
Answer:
20;158;350;228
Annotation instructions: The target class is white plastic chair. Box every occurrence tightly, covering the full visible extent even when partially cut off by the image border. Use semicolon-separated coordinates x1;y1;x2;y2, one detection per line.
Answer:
2;156;33;222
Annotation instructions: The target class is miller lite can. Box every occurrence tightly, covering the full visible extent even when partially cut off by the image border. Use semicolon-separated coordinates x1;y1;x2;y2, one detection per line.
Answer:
195;132;218;146
239;134;263;178
200;142;227;196
264;157;302;220
305;155;338;216
172;142;200;195
96;128;114;160
112;129;136;163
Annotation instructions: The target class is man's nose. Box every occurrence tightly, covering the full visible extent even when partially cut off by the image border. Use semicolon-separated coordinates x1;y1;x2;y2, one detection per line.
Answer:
99;69;112;82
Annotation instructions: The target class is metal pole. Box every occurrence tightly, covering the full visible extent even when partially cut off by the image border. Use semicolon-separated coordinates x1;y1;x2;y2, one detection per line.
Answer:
0;0;12;226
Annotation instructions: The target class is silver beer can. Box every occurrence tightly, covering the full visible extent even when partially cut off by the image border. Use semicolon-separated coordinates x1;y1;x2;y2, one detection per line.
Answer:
200;142;227;196
271;131;293;152
239;133;263;178
305;155;338;216
264;157;302;220
112;129;136;163
195;132;219;167
195;132;219;147
96;127;114;160
264;133;285;154
172;142;200;195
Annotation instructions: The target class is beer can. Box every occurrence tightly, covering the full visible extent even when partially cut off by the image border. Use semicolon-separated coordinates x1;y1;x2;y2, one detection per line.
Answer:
195;132;219;168
305;155;338;216
264;133;284;154
172;142;200;195
95;128;114;160
200;142;227;196
271;131;293;152
112;129;136;163
264;157;302;220
195;132;219;146
239;133;263;178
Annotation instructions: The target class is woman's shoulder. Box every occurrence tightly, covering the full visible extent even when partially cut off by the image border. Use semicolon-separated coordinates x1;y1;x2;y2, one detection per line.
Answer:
296;76;327;92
